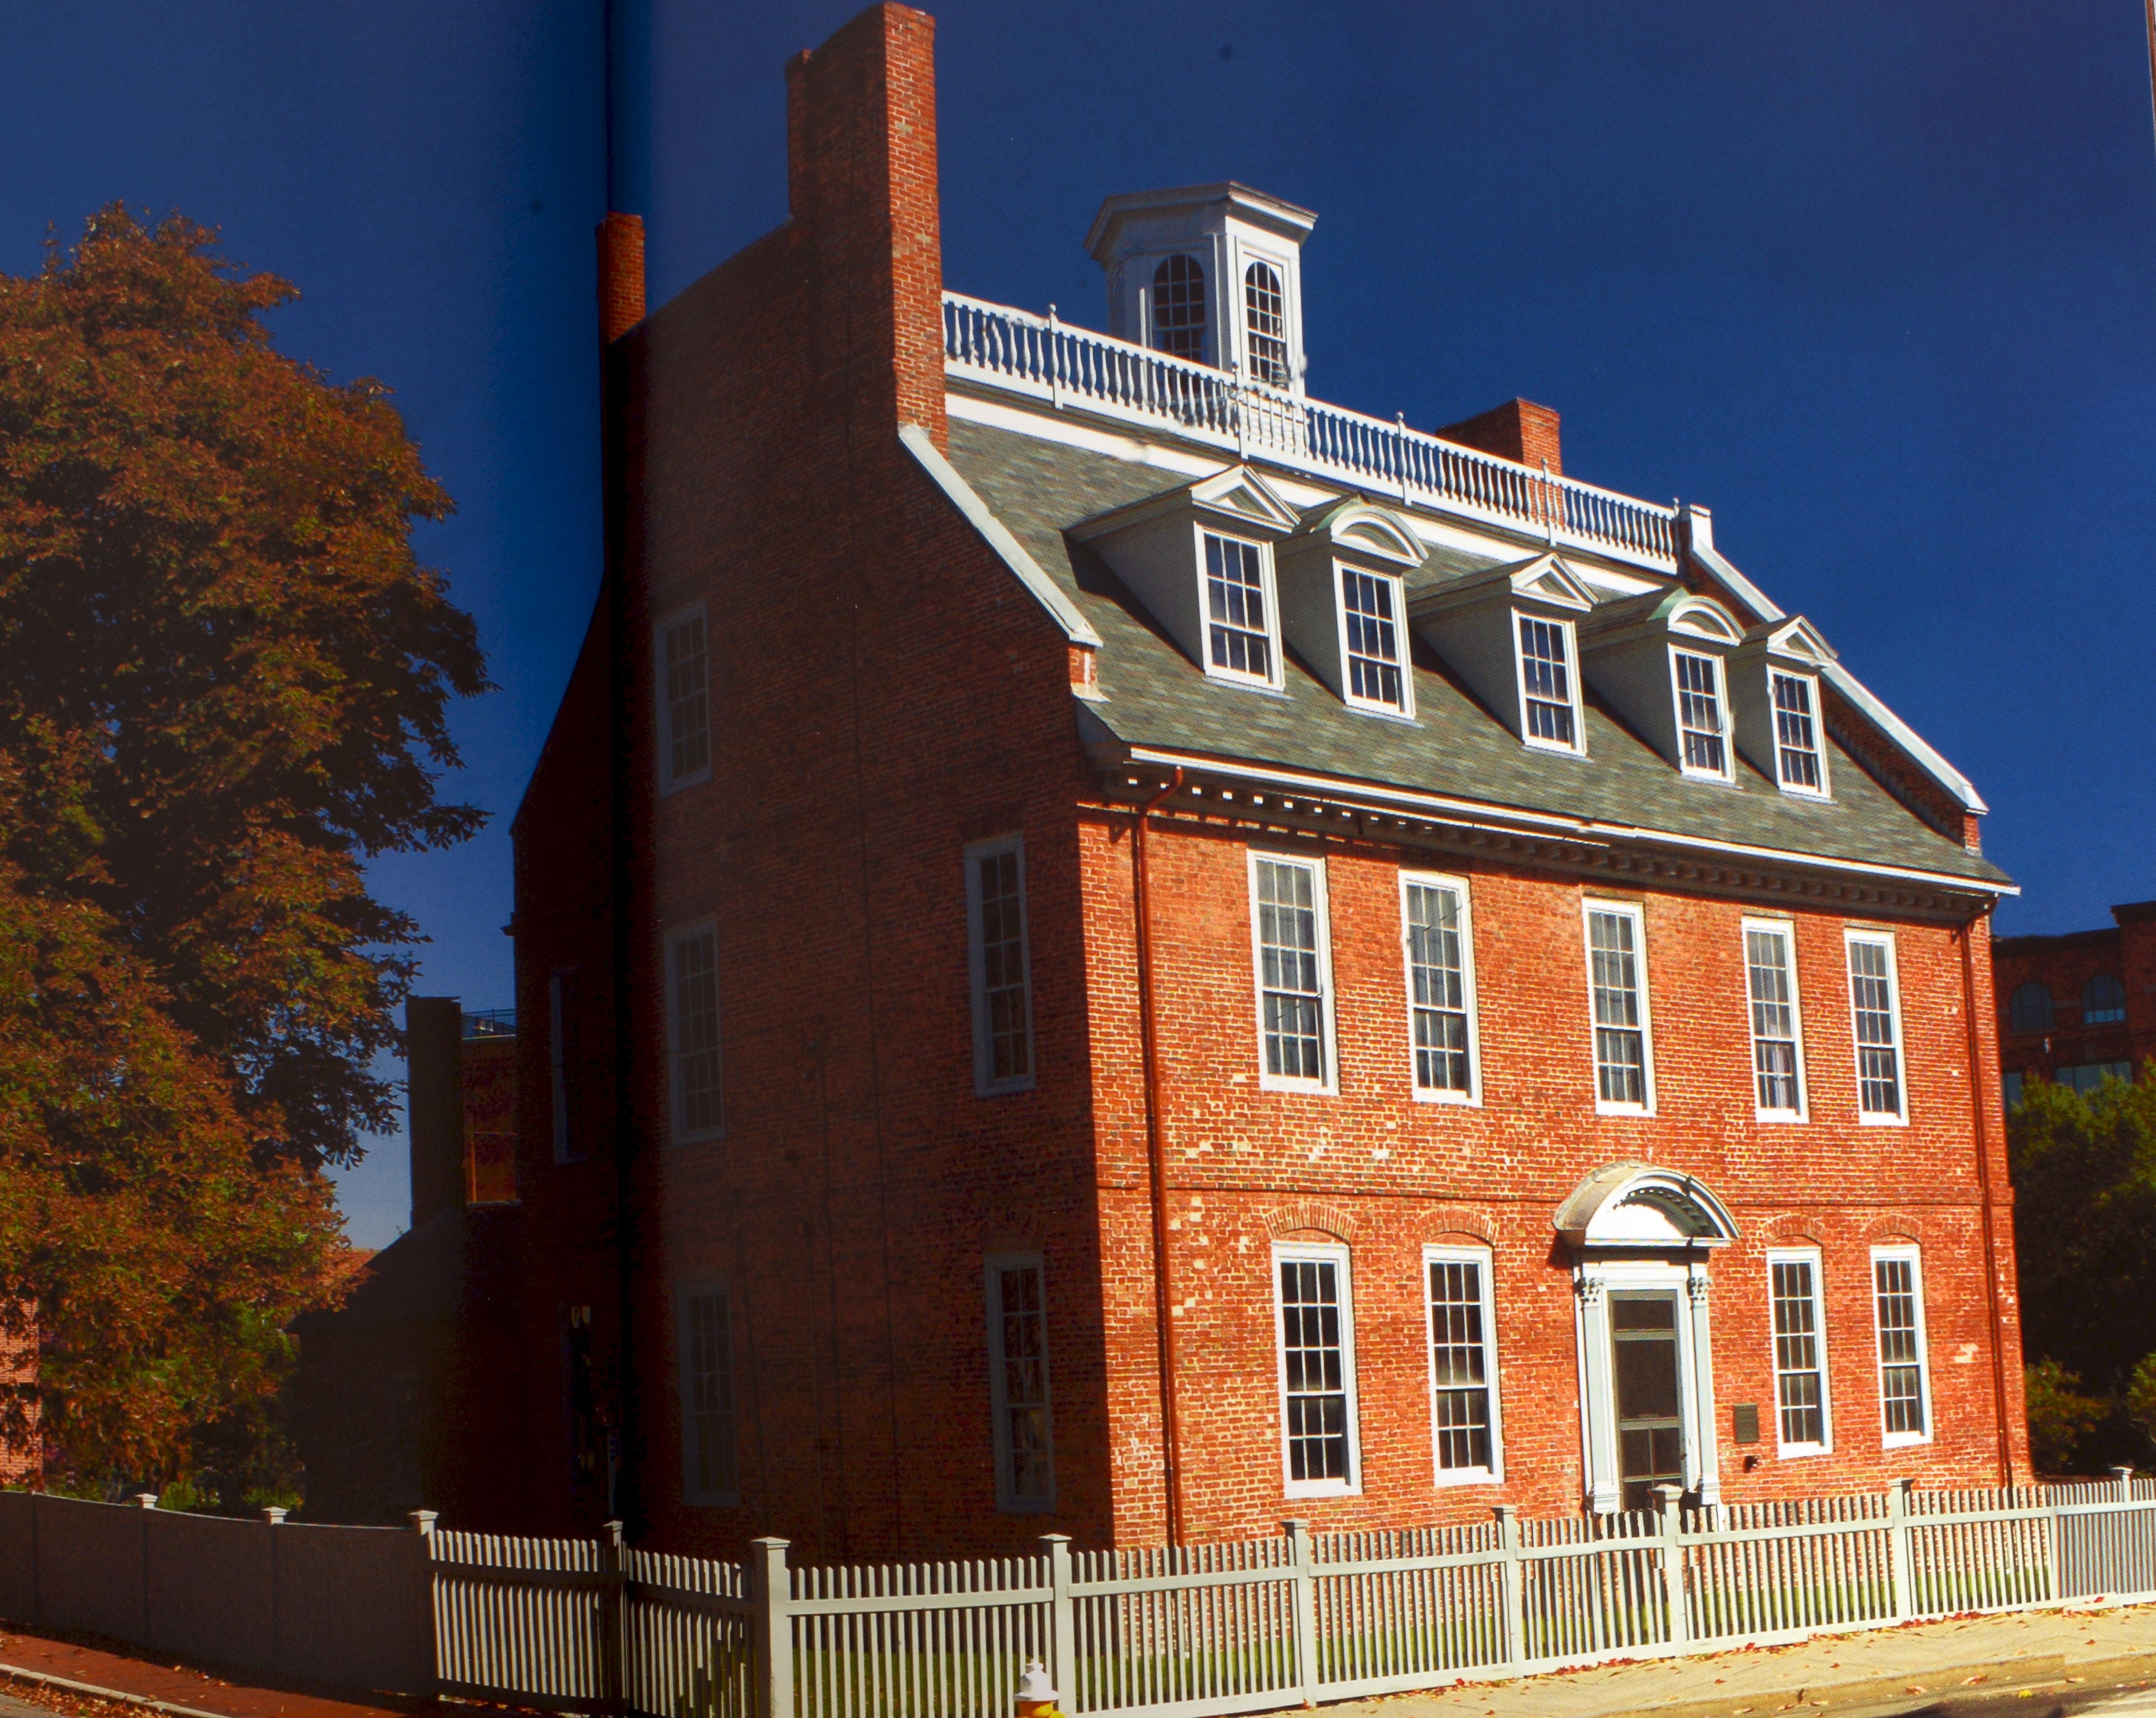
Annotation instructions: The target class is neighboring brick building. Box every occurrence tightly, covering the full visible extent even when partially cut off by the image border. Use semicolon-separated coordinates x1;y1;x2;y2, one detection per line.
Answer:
485;3;2027;1559
1993;901;2156;1106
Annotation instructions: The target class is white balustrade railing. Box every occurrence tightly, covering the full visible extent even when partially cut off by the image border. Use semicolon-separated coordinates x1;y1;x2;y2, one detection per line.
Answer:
942;292;1679;572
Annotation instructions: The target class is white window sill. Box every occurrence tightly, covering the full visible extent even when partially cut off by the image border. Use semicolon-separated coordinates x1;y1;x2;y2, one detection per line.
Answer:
1776;1442;1834;1460
1678;766;1735;786
1858;1111;1909;1127
1433;1466;1502;1488
975;1075;1038;1099
1522;735;1585;757
1882;1430;1932;1448
1594;1101;1655;1119
1284;1479;1360;1500
1777;780;1832;801
1755;1108;1807;1124
1261;1076;1338;1097
1414;1087;1481;1107
1204;668;1286;695
1343;698;1417;724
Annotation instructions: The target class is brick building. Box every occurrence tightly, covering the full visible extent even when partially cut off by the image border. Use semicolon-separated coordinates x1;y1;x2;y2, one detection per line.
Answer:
489;3;2028;1558
1992;901;2156;1106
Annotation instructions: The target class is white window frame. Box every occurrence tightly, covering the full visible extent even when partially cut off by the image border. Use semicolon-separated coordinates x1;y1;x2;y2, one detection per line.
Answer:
965;835;1035;1097
655;601;712;794
1423;1243;1503;1486
665;918;725;1145
1196;527;1283;691
1515;611;1585;755
1845;929;1908;1125
548;968;585;1163
1271;1240;1361;1499
1336;562;1414;719
1765;1248;1832;1458
1770;669;1831;799
678;1283;740;1507
984;1252;1055;1514
1248;850;1337;1094
1400;871;1480;1105
1669;647;1733;783
1582;899;1656;1116
1234;241;1298;388
1870;1245;1933;1447
1741;917;1808;1123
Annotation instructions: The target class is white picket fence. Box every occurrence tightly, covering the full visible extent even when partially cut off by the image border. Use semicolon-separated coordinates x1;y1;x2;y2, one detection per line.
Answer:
422;1473;2156;1718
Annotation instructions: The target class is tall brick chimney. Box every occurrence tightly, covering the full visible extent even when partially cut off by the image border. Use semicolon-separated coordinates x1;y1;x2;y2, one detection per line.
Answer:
407;996;465;1229
1437;397;1562;476
596;211;647;346
783;3;946;449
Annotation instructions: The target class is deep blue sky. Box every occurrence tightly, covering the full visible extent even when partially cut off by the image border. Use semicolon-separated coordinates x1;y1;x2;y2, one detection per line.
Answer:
6;3;2152;1247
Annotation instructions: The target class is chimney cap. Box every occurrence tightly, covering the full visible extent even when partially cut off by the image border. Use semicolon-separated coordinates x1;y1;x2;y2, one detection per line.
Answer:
1084;181;1316;262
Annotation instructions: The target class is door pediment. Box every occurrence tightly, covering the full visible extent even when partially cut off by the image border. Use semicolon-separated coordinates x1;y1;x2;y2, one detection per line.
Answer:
1556;1161;1738;1251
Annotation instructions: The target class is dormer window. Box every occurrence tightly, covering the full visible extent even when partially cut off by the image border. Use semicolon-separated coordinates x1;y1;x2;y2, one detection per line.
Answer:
1151;255;1206;360
1204;531;1274;683
1772;672;1825;793
1673;651;1729;779
1518;616;1579;750
1244;260;1290;386
1341;568;1405;711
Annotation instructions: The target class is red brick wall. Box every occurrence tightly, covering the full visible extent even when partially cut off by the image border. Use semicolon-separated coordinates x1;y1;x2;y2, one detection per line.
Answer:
1993;916;2156;1086
1434;398;1563;478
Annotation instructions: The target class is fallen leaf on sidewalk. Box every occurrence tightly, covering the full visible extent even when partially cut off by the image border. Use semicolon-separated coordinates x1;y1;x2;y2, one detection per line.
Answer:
1963;1674;1989;1685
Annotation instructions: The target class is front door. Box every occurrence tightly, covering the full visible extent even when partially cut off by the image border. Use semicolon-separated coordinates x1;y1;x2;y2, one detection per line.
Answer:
1611;1292;1684;1511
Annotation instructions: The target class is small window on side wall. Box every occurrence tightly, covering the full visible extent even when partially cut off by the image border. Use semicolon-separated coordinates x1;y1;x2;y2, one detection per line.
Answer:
657;605;711;792
666;921;724;1144
680;1287;739;1506
549;968;586;1163
966;835;1034;1095
985;1254;1054;1512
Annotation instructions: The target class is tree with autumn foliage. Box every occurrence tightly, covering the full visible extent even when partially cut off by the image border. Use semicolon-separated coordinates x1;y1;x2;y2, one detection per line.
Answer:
0;206;488;1498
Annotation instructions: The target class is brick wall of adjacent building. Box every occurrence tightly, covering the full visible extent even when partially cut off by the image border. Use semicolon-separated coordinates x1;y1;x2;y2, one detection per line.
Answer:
1993;902;2156;1090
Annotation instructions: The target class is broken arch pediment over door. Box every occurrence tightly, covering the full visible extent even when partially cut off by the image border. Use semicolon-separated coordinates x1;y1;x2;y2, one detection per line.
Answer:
1557;1163;1739;1514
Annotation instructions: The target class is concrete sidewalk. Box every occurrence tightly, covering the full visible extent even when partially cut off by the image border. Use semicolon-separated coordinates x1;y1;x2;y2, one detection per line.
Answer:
0;1629;428;1718
1336;1603;2156;1718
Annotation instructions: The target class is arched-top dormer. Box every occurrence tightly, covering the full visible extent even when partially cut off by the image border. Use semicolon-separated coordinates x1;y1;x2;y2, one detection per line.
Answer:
1275;499;1426;717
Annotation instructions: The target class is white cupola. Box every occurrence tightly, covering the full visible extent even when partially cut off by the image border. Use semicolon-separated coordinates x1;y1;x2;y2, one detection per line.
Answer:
1084;183;1317;394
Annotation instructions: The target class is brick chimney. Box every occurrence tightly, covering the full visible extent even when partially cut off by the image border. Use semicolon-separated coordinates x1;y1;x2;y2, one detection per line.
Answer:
784;3;946;449
596;212;646;345
407;997;465;1229
1437;397;1562;477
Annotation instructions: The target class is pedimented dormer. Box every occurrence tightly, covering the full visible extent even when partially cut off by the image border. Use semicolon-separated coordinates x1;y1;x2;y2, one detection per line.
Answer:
1275;500;1424;718
1408;553;1595;754
1580;590;1746;784
1731;616;1837;799
1071;466;1300;691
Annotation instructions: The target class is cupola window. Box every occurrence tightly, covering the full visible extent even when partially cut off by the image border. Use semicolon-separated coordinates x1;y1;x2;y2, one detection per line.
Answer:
1203;531;1273;682
1673;651;1728;777
1341;567;1405;710
1150;254;1207;360
1518;615;1579;749
1243;259;1290;386
1772;672;1824;792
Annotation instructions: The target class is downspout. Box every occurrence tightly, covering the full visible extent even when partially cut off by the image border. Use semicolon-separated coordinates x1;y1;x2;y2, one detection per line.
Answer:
1959;911;2015;1487
1132;768;1185;1544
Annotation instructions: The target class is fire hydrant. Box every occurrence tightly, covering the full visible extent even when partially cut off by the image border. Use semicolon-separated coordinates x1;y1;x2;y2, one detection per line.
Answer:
1016;1660;1064;1718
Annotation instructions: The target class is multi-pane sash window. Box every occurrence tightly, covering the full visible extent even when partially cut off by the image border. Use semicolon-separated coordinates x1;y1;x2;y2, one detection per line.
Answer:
1772;672;1825;793
1518;616;1578;748
2083;973;2127;1025
1341;568;1405;711
1847;933;1905;1121
659;608;711;789
985;1256;1054;1511
1872;1248;1931;1442
550;968;585;1162
1586;903;1652;1111
667;922;724;1142
1426;1249;1501;1481
1769;1252;1830;1452
1275;1246;1357;1494
1150;254;1207;359
1203;532;1273;683
1743;922;1805;1118
1244;260;1290;385
1251;854;1332;1088
966;836;1034;1095
681;1288;738;1504
1403;875;1476;1100
1674;651;1728;777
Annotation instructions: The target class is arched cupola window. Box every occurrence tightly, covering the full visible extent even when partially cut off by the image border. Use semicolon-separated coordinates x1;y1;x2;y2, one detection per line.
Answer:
2083;973;2127;1026
2007;982;2055;1034
1150;255;1207;360
1243;259;1290;385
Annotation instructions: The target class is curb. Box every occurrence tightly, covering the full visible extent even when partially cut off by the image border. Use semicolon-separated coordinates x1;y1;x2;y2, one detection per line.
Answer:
0;1664;234;1718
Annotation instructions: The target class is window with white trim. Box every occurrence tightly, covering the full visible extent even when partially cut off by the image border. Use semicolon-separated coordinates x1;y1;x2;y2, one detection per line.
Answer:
1768;1250;1830;1454
549;968;585;1162
965;835;1034;1095
1425;1246;1501;1482
1585;902;1653;1113
1250;853;1333;1090
658;606;711;790
985;1254;1054;1512
1150;255;1206;360
1871;1247;1931;1443
666;921;724;1143
1846;932;1906;1122
1743;920;1805;1119
1202;532;1275;685
1673;650;1729;778
1517;615;1580;751
1244;259;1290;386
1402;874;1477;1101
680;1287;739;1505
1340;566;1407;713
1273;1242;1358;1495
1771;671;1827;795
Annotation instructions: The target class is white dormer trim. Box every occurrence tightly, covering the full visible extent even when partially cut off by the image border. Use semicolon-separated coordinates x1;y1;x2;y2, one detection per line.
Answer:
1408;553;1594;755
1274;499;1423;720
1665;596;1743;645
1190;465;1302;532
1731;615;1837;801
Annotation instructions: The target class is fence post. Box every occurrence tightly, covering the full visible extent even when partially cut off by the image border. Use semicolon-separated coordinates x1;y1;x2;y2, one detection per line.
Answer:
1887;1478;1915;1621
263;1507;286;1676
1282;1520;1319;1706
134;1493;157;1648
752;1537;793;1718
1492;1506;1526;1669
1654;1486;1689;1652
2114;1465;2135;1501
598;1521;628;1715
1038;1534;1075;1711
410;1510;439;1697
